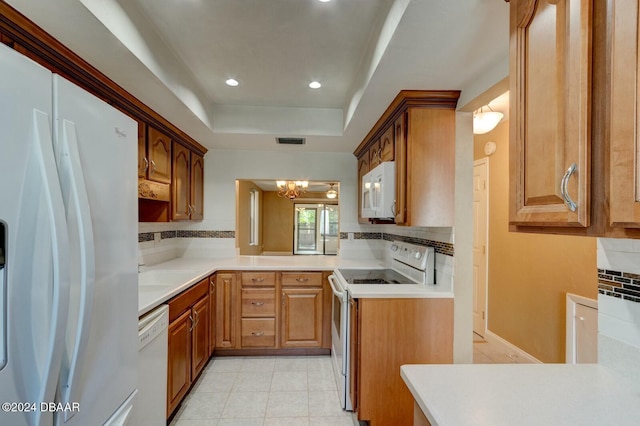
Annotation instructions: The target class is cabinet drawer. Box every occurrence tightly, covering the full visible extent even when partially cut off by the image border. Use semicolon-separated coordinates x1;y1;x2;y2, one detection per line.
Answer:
241;272;276;287
168;278;209;322
241;288;275;317
281;272;322;287
241;318;276;347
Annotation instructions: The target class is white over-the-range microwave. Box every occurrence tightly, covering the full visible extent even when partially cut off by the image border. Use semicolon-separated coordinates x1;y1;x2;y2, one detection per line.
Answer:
361;161;395;219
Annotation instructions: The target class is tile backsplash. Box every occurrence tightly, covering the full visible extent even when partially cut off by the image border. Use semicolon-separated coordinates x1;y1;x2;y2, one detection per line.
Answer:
597;238;640;379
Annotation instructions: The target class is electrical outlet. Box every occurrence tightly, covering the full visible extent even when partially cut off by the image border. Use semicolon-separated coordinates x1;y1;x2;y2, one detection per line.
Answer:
154;232;161;243
348;232;354;240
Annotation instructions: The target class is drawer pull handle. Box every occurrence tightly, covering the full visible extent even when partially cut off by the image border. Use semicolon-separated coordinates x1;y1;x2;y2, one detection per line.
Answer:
252;278;265;282
296;278;309;282
251;301;265;306
251;331;264;337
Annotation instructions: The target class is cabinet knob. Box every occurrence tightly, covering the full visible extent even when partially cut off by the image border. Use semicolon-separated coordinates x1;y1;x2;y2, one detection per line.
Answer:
252;277;265;282
251;331;264;337
296;278;309;282
251;301;265;306
150;159;157;175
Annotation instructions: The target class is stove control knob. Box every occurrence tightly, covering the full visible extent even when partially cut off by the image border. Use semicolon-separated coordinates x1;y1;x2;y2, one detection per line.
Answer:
391;244;399;252
413;251;422;259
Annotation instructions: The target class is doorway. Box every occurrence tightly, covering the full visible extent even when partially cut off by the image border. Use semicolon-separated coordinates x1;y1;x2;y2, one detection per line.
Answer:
473;158;489;338
293;204;339;255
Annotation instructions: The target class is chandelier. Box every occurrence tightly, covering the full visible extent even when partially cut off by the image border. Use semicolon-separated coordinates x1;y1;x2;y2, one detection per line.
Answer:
276;180;308;199
326;183;337;199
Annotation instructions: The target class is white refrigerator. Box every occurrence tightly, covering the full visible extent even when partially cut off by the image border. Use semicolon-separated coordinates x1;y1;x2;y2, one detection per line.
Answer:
0;42;138;426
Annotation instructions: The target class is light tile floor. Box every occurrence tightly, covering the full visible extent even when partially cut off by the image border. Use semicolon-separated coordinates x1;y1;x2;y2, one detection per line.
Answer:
170;339;519;426
169;356;357;426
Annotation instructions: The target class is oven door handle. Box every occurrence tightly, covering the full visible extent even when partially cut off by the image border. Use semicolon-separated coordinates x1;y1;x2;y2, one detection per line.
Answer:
328;274;347;301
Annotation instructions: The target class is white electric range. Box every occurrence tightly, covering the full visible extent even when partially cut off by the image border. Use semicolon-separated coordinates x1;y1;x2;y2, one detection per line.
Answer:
328;240;446;411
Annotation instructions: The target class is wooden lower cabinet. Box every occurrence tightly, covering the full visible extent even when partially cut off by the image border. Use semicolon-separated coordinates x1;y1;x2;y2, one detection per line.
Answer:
216;272;238;349
414;402;432;426
208;275;216;356
191;296;209;378
281;288;323;348
166;278;210;418
281;272;324;348
351;298;453;426
167;310;191;417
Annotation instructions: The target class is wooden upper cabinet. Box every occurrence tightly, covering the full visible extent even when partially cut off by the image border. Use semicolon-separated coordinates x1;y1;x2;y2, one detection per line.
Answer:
137;120;147;178
609;0;640;228
394;113;407;224
509;0;592;228
172;142;191;221
190;153;204;221
357;154;370;224
380;126;394;162
147;126;172;184
369;139;382;168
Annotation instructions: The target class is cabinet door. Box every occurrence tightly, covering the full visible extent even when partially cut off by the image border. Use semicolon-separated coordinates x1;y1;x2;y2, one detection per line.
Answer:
380;126;394;162
281;287;323;348
216;273;238;349
357;154;370;224
172;142;191;221
509;0;592;227
191;296;209;379
147;126;172;184
190;153;204;221
394;113;407;224
167;310;191;417
369;139;381;168
610;0;640;227
137;120;147;178
208;276;216;356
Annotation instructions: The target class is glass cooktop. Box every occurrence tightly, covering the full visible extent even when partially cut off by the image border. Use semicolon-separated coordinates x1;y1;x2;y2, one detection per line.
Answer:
338;268;417;285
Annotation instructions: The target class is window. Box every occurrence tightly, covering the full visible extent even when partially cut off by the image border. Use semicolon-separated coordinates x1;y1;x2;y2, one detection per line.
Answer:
249;189;259;246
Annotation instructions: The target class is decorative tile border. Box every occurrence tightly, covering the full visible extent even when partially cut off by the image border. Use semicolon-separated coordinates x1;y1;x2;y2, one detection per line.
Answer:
339;231;454;256
138;230;235;242
598;269;640;303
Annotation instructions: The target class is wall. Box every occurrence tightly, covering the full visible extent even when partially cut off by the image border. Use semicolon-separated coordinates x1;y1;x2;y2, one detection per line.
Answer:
473;120;597;362
262;191;294;254
236;180;263;255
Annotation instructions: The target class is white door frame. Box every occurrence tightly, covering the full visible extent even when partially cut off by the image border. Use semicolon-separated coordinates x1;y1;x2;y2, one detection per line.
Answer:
473;158;489;337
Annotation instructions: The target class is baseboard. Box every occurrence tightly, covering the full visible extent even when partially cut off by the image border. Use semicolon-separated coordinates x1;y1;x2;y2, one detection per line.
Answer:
484;330;543;364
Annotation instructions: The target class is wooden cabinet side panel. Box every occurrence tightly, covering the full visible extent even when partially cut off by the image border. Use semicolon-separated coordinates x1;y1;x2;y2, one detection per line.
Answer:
190;153;204;221
172;142;191;221
216;273;238;348
167;310;192;417
321;272;332;350
281;288;323;348
357;298;453;425
148;126;172;184
509;0;592;227
610;0;640;227
414;402;433;426
406;108;455;227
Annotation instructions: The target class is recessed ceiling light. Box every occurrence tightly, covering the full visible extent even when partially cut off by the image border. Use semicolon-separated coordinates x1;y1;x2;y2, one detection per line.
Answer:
309;81;322;89
225;78;239;87
318;0;332;2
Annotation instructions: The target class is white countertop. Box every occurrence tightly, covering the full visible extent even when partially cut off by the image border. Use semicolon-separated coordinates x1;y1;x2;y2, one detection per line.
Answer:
138;255;382;316
401;364;640;426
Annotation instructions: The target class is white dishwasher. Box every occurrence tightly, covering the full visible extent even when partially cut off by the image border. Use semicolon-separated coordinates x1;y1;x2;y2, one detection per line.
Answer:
130;304;169;426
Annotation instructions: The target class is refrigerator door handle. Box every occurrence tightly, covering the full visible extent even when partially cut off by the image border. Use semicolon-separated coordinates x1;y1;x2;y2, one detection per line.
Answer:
56;119;96;421
32;109;71;425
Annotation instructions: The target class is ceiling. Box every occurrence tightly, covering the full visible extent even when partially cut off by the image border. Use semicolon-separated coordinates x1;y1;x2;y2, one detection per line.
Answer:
7;0;510;152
